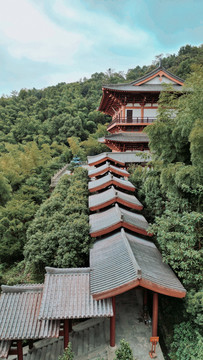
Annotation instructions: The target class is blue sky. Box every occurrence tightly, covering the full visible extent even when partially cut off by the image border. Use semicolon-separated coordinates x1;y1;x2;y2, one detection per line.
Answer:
0;0;202;96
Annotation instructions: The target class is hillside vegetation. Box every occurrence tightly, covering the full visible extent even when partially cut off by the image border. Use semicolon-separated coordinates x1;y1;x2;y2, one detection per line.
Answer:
0;44;202;280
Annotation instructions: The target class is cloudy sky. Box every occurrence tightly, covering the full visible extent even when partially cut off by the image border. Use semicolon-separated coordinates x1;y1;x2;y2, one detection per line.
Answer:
0;0;202;96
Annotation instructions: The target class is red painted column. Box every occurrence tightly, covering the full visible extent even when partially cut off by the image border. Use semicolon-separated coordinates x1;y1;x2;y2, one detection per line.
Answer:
110;296;116;347
17;340;23;360
64;319;69;349
152;293;158;337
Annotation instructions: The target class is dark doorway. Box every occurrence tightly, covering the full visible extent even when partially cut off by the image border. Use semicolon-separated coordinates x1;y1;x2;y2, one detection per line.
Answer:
127;110;133;123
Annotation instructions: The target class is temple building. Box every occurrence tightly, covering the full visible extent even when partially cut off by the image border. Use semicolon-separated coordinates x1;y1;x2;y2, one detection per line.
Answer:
98;66;184;152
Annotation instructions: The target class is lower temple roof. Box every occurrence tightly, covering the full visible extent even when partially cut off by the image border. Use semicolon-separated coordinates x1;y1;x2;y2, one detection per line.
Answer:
88;151;151;166
89;186;143;211
39;268;113;320
90;229;186;300
0;285;60;340
88;162;129;178
89;203;151;237
104;132;149;143
88;173;135;192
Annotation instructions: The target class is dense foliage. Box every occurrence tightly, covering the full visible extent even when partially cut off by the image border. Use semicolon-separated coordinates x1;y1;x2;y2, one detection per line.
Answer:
24;167;91;281
129;65;203;359
0;141;71;283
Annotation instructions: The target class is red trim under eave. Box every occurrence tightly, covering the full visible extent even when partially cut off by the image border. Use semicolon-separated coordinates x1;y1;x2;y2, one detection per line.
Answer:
139;279;186;298
89;198;143;212
88;167;129;178
89;157;125;167
89;180;112;193
123;222;153;237
89;180;135;193
92;278;186;300
90;222;122;237
90;221;152;238
89;198;116;211
92;279;140;300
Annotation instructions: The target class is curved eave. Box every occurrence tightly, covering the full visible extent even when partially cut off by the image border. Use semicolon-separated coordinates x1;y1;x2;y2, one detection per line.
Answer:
89;180;135;193
98;88;160;115
92;278;186;300
89;157;125;167
89;198;143;212
88;167;129;179
105;139;149;145
90;221;152;238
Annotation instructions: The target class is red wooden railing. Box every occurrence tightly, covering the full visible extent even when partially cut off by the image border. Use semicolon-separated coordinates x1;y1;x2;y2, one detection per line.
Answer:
108;117;156;128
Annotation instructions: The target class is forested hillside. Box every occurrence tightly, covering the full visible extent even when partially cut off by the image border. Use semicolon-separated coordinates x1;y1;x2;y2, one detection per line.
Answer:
0;44;202;282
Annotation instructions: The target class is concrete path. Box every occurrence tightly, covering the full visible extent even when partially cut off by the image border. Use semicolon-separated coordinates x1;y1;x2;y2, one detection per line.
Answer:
114;288;164;360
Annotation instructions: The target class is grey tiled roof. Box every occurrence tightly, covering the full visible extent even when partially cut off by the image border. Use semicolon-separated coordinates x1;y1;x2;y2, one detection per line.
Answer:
90;230;141;295
88;173;135;192
89;186;143;211
0;285;60;340
39;268;113;320
88;162;129;178
89;204;149;236
90;229;186;298
102;67;184;92
102;83;183;92
127;232;186;293
131;66;184;85
88;151;151;166
105;132;149;143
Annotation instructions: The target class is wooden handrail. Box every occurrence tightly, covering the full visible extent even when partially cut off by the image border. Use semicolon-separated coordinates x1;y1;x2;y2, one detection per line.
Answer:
108;117;156;127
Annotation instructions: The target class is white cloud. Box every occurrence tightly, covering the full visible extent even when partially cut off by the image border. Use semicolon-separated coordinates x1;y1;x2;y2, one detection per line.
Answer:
53;0;150;48
0;0;91;64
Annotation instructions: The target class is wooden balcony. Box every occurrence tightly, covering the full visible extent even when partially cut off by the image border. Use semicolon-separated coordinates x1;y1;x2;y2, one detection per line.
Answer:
107;117;156;130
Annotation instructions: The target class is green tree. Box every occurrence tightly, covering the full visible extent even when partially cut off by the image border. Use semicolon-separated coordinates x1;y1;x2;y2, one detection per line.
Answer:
114;339;134;360
58;343;74;360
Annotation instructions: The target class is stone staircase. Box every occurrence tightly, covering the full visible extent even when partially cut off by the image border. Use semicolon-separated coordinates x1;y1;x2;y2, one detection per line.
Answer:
15;318;112;360
10;290;165;360
71;318;110;359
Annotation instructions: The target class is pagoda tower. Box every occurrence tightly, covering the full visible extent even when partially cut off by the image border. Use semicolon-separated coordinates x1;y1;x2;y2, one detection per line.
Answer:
98;66;184;152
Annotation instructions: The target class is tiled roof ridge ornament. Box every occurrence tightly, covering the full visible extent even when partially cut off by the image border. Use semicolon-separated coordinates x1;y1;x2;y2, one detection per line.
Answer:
45;267;90;274
1;284;43;293
121;229;142;279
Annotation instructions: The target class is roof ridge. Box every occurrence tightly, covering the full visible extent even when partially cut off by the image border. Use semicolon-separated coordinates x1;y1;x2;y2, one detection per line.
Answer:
115;203;122;221
45;267;90;274
1;284;43;293
121;229;141;278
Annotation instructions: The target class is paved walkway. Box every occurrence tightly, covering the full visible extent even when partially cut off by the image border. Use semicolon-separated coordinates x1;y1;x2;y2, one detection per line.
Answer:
115;288;164;360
